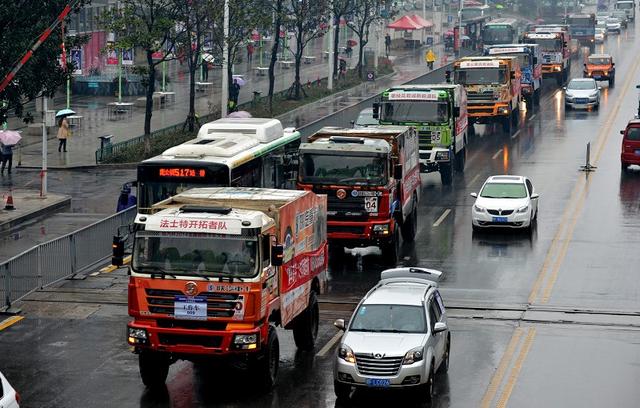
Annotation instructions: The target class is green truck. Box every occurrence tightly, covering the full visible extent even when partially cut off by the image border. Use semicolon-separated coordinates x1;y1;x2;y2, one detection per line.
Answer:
373;84;469;185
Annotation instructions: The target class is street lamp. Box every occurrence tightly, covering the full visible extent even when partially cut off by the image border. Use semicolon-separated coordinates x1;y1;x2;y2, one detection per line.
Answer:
458;2;463;58
221;0;229;117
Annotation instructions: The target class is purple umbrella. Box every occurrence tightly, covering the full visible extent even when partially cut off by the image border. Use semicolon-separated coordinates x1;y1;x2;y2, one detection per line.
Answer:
0;130;22;146
227;111;252;118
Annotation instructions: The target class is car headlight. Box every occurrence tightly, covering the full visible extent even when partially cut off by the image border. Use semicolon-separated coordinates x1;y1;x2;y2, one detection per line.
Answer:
474;204;485;213
128;327;148;344
565;93;574;100
589;93;598;100
338;345;356;364
402;347;424;365
373;224;390;235
435;150;450;161
517;205;529;213
233;333;259;350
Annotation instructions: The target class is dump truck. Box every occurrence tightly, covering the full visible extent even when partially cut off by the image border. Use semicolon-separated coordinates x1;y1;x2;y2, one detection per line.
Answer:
374;84;469;185
523;28;571;86
485;44;543;108
452;56;522;135
297;126;420;261
124;187;328;390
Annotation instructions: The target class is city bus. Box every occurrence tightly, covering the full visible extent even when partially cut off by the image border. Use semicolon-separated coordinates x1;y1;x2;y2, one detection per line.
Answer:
481;18;520;48
136;118;300;213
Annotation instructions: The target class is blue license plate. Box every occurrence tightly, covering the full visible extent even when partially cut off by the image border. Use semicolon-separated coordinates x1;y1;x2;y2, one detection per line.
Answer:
366;378;391;388
635;150;640;156
593;76;601;79
575;98;588;104
493;216;508;223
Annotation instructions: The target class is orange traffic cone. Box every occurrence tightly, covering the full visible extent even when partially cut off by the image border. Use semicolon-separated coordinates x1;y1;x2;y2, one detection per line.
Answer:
4;191;15;210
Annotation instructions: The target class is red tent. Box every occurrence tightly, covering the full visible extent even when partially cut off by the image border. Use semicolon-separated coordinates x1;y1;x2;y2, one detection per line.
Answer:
387;15;424;30
409;15;434;29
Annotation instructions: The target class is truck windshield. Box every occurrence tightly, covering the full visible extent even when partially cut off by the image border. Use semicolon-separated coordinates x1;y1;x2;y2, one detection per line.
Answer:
616;3;633;9
380;101;449;123
349;304;427;333
482;26;515;44
529;38;562;51
568;17;594;26
132;232;259;278
300;153;387;186
455;68;507;85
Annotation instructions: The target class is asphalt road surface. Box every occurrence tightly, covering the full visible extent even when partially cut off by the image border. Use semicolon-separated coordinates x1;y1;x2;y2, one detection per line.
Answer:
2;26;640;408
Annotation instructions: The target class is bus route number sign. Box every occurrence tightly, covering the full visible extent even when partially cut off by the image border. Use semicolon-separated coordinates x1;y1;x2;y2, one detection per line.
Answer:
159;167;207;178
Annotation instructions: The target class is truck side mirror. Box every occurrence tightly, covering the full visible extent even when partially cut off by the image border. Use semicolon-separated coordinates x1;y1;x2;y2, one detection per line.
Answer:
372;103;380;119
394;164;403;179
511;72;516;79
445;70;452;83
583;63;587;68
533;57;538;65
453;107;461;117
620;130;625;135
271;244;284;266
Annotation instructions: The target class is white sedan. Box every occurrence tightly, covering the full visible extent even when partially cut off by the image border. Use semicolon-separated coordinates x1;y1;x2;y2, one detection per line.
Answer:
565;78;601;110
0;370;20;408
471;175;539;231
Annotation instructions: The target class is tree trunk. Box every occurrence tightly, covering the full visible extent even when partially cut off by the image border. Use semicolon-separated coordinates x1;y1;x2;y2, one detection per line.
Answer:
333;23;341;78
268;6;282;115
358;41;365;79
186;33;197;132
294;30;303;99
144;50;156;155
227;47;234;108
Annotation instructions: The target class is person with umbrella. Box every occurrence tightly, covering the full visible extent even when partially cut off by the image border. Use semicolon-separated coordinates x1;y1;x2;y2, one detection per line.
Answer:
56;109;74;153
0;130;21;175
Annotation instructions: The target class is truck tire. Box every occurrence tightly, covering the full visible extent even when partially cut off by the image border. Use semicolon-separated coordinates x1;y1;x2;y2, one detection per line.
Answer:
512;106;519;127
381;227;400;265
609;76;615;87
454;147;465;172
534;88;541;106
468;123;476;138
556;72;563;86
139;351;170;389
440;161;453;185
255;325;279;391
293;291;319;351
401;199;418;242
502;115;512;135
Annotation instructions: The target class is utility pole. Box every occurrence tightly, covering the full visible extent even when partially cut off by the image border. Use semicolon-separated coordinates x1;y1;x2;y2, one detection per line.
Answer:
221;0;229;117
41;97;48;197
458;2;464;58
328;10;334;90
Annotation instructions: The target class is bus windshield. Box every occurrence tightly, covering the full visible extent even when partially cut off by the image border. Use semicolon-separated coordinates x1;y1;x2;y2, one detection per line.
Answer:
300;153;387;186
455;68;507;85
482;26;515;44
133;232;259;278
381;101;449;124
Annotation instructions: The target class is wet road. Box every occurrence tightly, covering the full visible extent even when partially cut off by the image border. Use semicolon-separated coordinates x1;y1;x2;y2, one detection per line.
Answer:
3;25;640;408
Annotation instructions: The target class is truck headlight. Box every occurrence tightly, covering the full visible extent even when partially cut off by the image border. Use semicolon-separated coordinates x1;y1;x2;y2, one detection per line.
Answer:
338;345;356;364
402;347;424;365
233;333;259;349
554;66;562;72
517;205;529;213
435;150;450;161
373;224;390;235
500;108;510;115
128;327;148;344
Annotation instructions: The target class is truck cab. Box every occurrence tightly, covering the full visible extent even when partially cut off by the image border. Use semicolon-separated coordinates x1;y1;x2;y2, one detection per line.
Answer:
615;1;636;21
453;56;522;135
584;54;615;86
523;29;570;86
485;44;542;108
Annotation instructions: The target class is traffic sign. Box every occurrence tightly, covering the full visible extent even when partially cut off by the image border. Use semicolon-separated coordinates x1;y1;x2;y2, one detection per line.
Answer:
366;71;375;81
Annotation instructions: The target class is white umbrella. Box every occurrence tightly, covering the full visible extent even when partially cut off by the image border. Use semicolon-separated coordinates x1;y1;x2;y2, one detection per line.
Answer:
56;108;76;117
0;130;22;146
227;111;252;118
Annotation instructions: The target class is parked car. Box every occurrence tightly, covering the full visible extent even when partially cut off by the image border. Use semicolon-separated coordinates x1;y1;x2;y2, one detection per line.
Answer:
606;17;622;33
352;107;379;129
564;78;601;110
0;371;20;408
471;175;539;231
620;119;640;172
333;267;450;402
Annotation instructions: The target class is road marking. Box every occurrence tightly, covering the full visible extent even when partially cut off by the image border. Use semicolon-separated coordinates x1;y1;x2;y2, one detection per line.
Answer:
100;255;131;273
510;129;521;140
480;327;524;408
316;331;343;357
492;149;503;160
528;113;537;120
468;173;481;187
0;316;24;331
496;327;537;408
432;209;451;227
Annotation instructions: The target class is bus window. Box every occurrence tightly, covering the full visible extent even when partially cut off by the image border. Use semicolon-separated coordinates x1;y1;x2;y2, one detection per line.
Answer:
231;158;262;187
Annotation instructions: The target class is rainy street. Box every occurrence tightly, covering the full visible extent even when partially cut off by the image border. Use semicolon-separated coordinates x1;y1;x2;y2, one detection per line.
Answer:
3;16;640;408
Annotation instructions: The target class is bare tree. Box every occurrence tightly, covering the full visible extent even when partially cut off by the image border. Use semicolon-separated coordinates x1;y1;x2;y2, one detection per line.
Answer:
348;0;390;79
258;0;285;114
329;0;354;78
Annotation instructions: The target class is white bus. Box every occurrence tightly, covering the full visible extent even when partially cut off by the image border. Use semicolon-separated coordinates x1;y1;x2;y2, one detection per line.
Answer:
136;118;300;213
615;1;635;20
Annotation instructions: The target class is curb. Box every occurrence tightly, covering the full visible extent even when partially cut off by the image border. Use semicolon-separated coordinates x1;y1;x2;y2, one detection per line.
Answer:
0;195;72;234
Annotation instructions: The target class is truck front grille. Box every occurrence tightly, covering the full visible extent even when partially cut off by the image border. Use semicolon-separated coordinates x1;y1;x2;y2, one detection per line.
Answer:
327;225;365;235
355;354;403;376
145;288;240;318
467;91;496;101
158;333;223;348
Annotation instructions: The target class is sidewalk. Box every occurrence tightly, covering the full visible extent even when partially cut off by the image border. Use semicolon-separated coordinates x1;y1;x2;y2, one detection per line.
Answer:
11;37;447;169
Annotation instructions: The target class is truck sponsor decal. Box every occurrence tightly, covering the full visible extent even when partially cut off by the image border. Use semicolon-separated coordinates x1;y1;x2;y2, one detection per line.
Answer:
402;166;421;205
351;190;383;197
488;47;526;54
232;295;245;320
460;60;500;68
388;91;441;101
149;217;242;234
207;283;252;292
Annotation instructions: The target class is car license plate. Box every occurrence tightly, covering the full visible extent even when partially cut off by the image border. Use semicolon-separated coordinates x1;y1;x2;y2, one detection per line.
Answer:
635;150;640;156
575;98;588;104
492;216;508;223
593;76;601;79
174;296;207;320
366;378;391;388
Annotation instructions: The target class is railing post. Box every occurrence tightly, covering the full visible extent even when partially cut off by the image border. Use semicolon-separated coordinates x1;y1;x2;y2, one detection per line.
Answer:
37;245;43;289
2;263;9;312
70;234;77;277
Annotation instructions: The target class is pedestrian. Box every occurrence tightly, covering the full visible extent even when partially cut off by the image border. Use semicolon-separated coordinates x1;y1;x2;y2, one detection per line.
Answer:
202;61;210;81
57;116;69;152
230;79;241;105
116;184;136;212
385;34;391;56
425;48;437;70
345;45;353;58
247;42;254;64
0;142;13;175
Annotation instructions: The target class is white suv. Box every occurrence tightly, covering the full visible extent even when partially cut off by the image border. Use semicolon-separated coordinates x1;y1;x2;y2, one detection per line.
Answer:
0;370;20;408
333;267;450;402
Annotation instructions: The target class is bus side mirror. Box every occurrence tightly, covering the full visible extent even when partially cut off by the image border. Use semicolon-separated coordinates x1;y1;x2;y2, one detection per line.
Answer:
394;164;403;179
372;103;380;119
271;244;284;266
453;107;461;117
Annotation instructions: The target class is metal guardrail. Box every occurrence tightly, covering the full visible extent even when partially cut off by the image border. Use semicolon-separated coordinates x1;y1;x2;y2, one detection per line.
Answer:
0;206;137;312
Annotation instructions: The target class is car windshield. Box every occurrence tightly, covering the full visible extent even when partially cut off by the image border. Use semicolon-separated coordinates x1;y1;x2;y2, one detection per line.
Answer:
568;80;596;90
356;110;378;126
350;304;427;333
380;101;449;123
480;182;528;199
455;68;507;85
132;232;259;278
626;128;640;141
300;153;387;186
588;57;610;65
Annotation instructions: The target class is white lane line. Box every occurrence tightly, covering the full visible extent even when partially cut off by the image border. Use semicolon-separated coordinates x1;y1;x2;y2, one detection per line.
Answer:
529;114;537;120
511;129;522;140
316;331;343;357
492;149;503;160
468;174;480;187
433;209;452;227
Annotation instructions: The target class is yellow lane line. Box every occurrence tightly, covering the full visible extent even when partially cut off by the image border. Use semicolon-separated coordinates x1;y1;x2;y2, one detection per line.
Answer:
480;327;525;408
316;331;343;357
0;316;24;331
100;255;131;274
496;327;537;408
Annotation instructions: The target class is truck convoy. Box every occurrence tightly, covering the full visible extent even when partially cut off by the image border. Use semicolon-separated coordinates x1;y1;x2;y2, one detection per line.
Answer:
452;56;522;135
522;29;571;86
374;85;468;185
485;44;542;108
297;127;420;260
125;187;328;390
